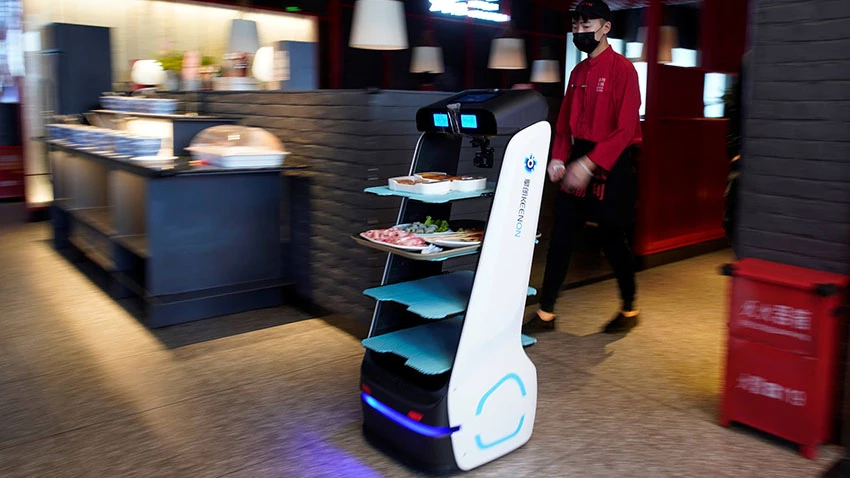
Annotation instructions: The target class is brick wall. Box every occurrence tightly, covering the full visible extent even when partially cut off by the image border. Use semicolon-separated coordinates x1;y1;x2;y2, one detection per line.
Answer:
739;0;850;446
199;90;515;324
737;0;850;275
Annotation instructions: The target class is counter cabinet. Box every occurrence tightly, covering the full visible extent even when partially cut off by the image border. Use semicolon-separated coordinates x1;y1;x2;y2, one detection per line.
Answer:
49;141;298;327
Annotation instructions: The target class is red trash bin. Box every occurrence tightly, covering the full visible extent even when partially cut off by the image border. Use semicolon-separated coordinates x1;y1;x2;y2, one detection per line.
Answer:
719;258;848;459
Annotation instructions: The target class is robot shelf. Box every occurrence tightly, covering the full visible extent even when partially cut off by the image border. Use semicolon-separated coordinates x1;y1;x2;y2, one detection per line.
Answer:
363;271;536;320
364;185;496;204
362;316;537;376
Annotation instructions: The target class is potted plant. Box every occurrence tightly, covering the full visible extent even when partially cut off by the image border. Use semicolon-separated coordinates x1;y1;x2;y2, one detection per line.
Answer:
156;50;184;91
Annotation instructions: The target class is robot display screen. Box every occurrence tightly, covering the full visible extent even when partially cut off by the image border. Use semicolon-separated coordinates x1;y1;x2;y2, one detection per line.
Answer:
453;93;497;103
460;114;478;129
433;113;449;128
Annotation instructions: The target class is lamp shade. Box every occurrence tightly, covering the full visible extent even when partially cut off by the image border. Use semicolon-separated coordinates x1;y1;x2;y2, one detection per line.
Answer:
350;0;408;50
530;59;560;83
252;46;275;82
410;46;444;74
131;60;166;86
228;19;261;54
637;26;678;63
488;38;526;70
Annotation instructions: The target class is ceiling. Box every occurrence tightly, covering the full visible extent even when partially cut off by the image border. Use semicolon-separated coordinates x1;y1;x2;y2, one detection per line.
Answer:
530;0;698;13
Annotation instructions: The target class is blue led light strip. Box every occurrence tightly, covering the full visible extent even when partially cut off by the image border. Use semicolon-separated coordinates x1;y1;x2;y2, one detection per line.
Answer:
361;392;460;438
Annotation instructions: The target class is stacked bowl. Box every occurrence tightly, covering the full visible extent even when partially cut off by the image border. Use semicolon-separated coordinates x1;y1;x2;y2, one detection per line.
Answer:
100;96;179;115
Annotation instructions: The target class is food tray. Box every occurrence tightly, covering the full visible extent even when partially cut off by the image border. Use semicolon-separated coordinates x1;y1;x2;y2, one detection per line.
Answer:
351;234;481;262
358;232;429;251
187;146;288;168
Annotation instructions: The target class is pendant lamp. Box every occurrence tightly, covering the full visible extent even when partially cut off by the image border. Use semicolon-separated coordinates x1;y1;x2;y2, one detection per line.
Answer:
530;47;560;83
227;18;261;54
488;23;526;70
410;30;444;74
636;26;678;64
350;0;408;50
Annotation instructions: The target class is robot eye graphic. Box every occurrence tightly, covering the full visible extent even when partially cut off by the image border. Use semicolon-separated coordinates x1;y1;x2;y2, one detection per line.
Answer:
524;155;536;173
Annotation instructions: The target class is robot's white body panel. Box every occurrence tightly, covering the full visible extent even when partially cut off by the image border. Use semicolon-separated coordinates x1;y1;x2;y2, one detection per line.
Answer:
448;121;551;470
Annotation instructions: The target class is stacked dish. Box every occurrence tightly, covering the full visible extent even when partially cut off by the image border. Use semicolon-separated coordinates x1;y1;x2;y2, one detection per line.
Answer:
100;96;179;115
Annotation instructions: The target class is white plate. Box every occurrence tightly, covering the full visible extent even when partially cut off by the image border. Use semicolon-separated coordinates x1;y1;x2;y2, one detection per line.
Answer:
359;232;430;251
427;237;482;248
451;177;487;192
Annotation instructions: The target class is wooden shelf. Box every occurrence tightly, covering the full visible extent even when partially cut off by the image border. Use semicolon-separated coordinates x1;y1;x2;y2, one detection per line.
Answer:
69;207;115;236
68;235;116;271
113;235;149;258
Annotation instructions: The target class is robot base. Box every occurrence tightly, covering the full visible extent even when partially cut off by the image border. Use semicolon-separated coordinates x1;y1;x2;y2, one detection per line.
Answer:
362;406;459;474
360;351;460;473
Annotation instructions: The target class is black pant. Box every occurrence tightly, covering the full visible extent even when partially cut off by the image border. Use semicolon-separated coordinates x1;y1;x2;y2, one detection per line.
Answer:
538;140;637;313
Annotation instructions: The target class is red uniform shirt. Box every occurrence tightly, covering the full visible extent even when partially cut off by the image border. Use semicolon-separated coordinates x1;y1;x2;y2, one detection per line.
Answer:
551;46;642;171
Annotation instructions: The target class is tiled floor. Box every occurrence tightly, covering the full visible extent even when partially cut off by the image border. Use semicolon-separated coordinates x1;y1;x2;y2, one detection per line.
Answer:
0;214;843;477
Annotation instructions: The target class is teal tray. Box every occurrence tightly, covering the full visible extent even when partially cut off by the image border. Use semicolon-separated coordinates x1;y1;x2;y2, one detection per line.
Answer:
362;317;537;375
364;184;495;204
364;270;537;320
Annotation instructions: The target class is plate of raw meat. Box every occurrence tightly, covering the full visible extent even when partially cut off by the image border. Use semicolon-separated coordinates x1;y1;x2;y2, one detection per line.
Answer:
360;228;430;251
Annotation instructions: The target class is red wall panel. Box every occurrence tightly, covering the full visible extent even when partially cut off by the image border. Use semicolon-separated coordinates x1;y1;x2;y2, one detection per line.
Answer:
655;65;705;118
700;0;749;73
635;118;729;255
0;146;24;200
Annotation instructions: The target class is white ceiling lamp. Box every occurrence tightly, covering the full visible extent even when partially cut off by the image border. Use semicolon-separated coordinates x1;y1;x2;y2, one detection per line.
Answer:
350;0;408;50
530;46;560;83
488;24;526;70
636;26;678;64
410;30;444;74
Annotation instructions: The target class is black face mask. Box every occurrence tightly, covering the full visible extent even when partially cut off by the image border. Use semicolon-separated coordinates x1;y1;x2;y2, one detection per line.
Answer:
573;29;602;54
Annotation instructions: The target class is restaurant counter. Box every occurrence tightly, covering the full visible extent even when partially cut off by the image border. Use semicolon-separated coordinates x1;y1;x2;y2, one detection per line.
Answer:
48;139;305;327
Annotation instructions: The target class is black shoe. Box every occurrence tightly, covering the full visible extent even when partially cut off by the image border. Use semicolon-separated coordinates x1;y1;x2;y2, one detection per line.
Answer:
522;313;556;335
603;310;639;334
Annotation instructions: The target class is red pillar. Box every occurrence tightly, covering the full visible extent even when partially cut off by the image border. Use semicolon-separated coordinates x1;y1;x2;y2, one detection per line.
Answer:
635;0;663;256
328;0;342;89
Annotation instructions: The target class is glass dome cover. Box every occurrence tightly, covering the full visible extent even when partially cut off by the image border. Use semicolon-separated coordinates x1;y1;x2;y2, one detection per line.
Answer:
188;125;285;153
187;125;288;168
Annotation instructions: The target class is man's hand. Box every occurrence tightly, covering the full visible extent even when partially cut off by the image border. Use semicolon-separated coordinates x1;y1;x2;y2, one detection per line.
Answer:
562;156;595;191
547;160;566;182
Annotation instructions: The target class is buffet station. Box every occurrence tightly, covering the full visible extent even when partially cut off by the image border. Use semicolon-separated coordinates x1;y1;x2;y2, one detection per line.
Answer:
46;94;302;327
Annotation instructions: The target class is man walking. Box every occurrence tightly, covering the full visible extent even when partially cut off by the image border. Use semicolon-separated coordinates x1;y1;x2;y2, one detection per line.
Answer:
524;0;642;335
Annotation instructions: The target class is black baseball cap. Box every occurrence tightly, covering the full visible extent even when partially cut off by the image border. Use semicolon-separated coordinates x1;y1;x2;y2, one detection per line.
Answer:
572;0;612;22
